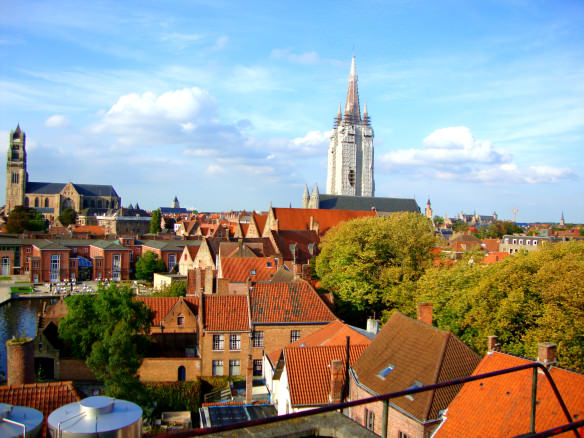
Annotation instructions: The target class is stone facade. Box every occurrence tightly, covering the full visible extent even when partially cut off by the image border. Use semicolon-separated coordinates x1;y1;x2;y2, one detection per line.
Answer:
327;56;374;197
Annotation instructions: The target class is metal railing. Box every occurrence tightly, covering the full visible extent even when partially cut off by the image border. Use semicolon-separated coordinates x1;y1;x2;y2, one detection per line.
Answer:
149;361;582;438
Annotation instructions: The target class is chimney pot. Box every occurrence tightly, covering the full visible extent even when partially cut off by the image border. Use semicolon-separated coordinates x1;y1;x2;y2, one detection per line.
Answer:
538;342;557;368
417;303;433;325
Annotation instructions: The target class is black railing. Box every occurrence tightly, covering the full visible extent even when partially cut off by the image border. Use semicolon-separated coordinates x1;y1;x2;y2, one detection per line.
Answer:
149;361;582;438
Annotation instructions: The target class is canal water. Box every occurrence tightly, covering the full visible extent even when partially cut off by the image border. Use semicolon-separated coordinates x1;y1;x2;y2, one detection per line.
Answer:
0;298;55;382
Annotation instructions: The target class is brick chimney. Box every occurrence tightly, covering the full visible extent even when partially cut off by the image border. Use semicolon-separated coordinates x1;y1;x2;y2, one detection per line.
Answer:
6;337;35;386
488;335;499;353
417;303;433;325
329;360;344;404
245;354;253;404
538;343;557;368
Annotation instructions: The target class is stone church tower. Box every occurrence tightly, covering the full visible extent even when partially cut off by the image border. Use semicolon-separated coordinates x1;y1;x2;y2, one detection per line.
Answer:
5;124;28;213
326;56;374;197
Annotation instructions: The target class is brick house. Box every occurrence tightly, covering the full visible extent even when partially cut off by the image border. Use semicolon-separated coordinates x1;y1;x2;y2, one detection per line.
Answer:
89;240;131;281
348;305;481;438
140;240;186;272
178;243;202;275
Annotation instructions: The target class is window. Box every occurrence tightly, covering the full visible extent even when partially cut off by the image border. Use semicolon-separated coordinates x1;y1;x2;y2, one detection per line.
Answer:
229;359;241;376
405;381;423;401
513;239;517;244
519;239;524;245
177;316;184;326
230;334;241;351
290;330;300;343
250;269;256;275
50;255;60;272
178;366;186;381
113;254;121;270
213;334;224;351
253;359;262;376
398;432;411;438
168;254;176;271
212;360;224;376
365;408;375;431
533;240;538;245
26;247;31;254
97;259;102;268
44;198;49;208
253;331;264;348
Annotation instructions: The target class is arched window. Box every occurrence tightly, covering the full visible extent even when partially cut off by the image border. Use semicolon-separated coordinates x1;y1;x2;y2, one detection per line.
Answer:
97;199;102;208
44;198;49;208
24;198;29;207
34;198;39;207
178;366;186;382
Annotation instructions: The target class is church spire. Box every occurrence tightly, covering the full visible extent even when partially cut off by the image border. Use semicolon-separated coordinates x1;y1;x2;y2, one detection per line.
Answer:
344;55;361;122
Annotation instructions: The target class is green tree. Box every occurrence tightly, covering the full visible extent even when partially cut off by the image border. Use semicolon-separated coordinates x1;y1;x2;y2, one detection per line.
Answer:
58;284;153;399
433;215;444;225
135;251;167;281
6;206;47;233
150;209;162;234
451;220;469;232
58;208;77;226
315;213;435;323
152;281;187;297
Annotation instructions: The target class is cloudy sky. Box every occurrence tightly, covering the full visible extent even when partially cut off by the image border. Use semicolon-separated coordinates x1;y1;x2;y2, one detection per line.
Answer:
1;1;583;222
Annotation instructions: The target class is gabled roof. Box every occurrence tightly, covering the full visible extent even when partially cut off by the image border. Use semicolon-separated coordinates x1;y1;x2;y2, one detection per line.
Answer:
183;243;201;260
291;320;374;347
272;207;376;236
253;213;268;236
318;194;420;214
219;241;264;258
204;295;250;332
221;257;278;282
285;345;368;406
134;296;198;326
435;352;584;437
271;229;320;261
351;312;481;422
250;280;337;324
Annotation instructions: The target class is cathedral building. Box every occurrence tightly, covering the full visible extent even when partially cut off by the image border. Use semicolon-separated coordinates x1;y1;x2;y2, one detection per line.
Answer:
5;125;121;221
326;55;374;197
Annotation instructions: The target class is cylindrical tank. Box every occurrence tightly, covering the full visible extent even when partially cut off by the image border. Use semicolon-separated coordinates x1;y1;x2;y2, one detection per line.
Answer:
47;396;142;438
0;403;44;438
6;337;35;386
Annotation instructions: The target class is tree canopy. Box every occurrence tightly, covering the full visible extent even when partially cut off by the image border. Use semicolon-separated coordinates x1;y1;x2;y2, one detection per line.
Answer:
6;206;47;233
58;207;77;226
151;280;187;297
135;251;168;281
58;284;153;399
150;209;162;234
315;213;435;323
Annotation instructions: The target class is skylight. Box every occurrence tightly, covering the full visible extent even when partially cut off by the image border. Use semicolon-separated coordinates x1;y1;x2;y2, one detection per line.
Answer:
377;364;395;379
405;380;424;400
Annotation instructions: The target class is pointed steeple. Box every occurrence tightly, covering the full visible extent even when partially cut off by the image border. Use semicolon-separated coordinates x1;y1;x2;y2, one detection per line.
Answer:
302;184;310;208
363;102;370;125
333;103;342;127
312;183;320;197
344;55;361;122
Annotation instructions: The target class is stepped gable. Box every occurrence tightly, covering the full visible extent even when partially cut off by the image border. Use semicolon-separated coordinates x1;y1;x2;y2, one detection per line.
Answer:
203;295;250;332
435;352;584;437
285;344;368;406
352;311;481;422
221;257;277;282
134;296;198;326
250;280;337;324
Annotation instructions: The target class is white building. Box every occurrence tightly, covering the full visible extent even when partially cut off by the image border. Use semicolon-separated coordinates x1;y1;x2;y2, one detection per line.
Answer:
326;56;374;197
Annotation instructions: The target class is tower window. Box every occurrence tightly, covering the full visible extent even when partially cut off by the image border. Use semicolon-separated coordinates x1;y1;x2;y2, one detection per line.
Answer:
11;173;19;184
348;169;356;186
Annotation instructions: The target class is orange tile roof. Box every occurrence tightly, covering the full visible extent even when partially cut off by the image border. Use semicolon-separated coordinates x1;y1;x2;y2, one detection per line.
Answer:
435;352;584;437
481;238;500;252
73;225;106;235
204;295;250;332
253;213;268;236
0;381;83;436
185;244;200;260
250;280;337;324
481;251;510;264
273;208;375;236
221;257;278;282
134;296;198;326
290;320;373;348
284;345;368;406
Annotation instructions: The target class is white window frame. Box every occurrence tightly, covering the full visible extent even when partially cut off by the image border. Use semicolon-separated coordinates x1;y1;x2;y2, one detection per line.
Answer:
230;334;241;351
213;334;224;351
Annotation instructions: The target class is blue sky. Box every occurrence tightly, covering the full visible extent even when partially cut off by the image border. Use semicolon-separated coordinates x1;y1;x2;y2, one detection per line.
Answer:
1;0;583;222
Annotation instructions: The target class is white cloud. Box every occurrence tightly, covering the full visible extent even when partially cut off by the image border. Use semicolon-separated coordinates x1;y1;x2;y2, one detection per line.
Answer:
44;114;70;128
270;49;320;65
378;126;575;184
206;164;225;175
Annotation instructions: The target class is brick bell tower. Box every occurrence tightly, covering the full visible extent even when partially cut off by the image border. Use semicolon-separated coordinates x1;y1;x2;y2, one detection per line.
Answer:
5;124;28;213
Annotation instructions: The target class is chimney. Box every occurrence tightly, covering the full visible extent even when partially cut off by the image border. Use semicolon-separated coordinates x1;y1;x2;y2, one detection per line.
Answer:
538;343;557;368
488;335;499;353
329;360;344;404
417;303;433;325
195;268;201;294
245;354;253;404
366;318;380;335
6;337;35;386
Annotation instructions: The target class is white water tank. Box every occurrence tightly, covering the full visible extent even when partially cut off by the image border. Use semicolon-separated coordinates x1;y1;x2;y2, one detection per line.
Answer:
47;396;142;438
0;403;44;438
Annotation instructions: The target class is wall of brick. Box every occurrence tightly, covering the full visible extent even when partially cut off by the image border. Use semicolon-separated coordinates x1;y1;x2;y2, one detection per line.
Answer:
258;324;329;358
6;338;35;385
59;359;96;380
138;358;201;382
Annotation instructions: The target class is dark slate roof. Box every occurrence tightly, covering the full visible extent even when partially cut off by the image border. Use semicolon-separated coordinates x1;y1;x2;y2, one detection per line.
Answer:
318;194;420;213
26;182;119;197
160;207;188;214
34;207;54;213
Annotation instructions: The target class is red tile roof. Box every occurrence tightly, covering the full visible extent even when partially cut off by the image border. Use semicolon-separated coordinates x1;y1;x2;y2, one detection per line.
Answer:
290;320;373;348
134;296;198;326
272;208;375;236
435;352;584;437
284;345;368;406
204;295;250;332
253;213;268;236
481;251;510;264
73;225;106;235
221;257;278;282
352;312;481;422
250;280;337;324
0;381;83;436
481;238;500;252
